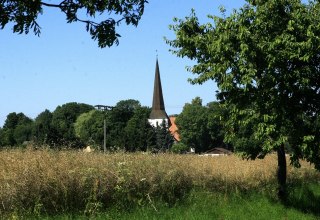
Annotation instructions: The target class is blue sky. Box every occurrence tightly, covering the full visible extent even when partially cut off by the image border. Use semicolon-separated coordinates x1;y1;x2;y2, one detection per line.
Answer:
0;0;246;127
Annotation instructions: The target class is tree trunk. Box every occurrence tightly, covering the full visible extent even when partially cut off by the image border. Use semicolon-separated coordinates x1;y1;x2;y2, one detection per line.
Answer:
277;143;287;200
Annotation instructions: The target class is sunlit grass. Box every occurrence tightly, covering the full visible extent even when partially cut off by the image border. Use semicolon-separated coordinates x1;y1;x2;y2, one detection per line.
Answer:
38;189;320;220
0;148;319;218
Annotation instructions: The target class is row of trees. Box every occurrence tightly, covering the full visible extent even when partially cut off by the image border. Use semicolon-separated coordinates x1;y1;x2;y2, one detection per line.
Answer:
0;97;231;153
0;100;174;152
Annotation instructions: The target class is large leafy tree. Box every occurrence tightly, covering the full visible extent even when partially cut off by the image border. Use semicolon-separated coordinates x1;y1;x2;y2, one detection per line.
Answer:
153;120;174;153
124;106;154;152
176;97;226;153
0;112;33;146
207;101;229;150
74;109;104;147
176;97;211;153
167;0;320;199
105;99;141;149
0;0;148;47
51;102;94;147
33;109;55;145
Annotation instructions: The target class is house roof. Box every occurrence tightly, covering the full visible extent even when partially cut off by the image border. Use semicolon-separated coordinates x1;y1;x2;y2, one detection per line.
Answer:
169;116;181;141
204;148;232;155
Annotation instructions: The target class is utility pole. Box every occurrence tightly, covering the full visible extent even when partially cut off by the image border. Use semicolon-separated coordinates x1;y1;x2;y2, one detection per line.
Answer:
94;105;114;153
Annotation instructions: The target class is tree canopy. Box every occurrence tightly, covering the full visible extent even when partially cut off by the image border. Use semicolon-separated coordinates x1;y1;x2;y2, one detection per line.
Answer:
0;0;148;47
51;102;94;147
0;100;166;152
167;0;320;198
124;106;155;152
176;97;211;153
33;109;54;145
0;112;33;146
176;97;226;153
74;109;104;146
65;99;159;151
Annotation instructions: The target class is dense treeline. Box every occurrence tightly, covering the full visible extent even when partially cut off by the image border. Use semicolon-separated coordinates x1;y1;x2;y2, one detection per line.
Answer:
0;100;174;152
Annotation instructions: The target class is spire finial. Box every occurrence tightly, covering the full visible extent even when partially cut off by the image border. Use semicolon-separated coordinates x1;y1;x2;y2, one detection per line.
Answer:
156;50;158;59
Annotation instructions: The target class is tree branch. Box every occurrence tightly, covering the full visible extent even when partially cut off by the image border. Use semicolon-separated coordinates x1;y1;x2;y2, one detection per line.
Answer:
40;2;62;8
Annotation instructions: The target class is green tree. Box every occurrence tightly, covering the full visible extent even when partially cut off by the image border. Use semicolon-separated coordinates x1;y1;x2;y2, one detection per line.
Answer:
0;0;148;47
153;120;174;153
170;142;189;154
167;0;320;199
33;109;55;145
74;110;104;147
105;99;142;149
176;97;211;153
207;101;229;150
14;122;33;145
124;106;154;152
0;112;33;146
51;102;94;147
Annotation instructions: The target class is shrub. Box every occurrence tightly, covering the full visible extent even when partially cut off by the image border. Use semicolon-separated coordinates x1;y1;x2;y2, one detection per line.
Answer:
170;143;189;154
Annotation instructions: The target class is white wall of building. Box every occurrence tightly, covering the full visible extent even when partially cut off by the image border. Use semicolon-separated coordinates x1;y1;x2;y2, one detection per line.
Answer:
148;118;169;127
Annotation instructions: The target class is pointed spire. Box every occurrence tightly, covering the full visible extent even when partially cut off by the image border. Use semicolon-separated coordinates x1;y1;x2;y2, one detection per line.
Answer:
149;59;169;120
152;59;165;110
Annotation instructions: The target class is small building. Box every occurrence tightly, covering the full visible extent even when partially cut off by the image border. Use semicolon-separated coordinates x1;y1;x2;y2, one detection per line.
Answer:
201;148;232;156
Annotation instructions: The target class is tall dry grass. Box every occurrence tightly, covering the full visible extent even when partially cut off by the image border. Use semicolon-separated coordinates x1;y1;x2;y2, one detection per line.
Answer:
0;149;319;216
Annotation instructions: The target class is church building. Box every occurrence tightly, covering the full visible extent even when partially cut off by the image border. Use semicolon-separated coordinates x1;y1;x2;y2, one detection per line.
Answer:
148;59;170;127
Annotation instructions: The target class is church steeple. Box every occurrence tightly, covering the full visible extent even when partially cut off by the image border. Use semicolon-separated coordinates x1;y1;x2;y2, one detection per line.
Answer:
149;59;169;127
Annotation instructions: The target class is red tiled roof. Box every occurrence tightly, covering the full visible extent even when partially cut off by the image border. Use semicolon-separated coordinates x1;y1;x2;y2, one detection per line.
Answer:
169;116;180;141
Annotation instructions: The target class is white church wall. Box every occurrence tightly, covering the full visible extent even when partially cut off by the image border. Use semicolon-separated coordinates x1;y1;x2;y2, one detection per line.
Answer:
148;118;169;128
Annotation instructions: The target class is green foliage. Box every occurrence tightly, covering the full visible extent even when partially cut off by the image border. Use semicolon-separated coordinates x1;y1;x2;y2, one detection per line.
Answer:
207;101;230;150
152;120;174;153
170;142;189;154
13;122;33;145
104;100;142;150
51;102;94;147
124;106;154;152
0;126;15;147
176;97;226;153
0;99;170;152
0;0;148;47
176;97;209;153
32;109;55;145
72;100;155;152
0;112;33;146
74;110;104;147
116;99;141;112
167;1;320;168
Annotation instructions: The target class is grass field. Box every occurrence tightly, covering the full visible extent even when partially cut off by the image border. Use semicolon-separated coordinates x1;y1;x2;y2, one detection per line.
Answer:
1;148;319;219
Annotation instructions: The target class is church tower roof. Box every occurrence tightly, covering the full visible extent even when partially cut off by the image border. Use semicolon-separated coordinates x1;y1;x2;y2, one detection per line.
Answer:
149;59;169;120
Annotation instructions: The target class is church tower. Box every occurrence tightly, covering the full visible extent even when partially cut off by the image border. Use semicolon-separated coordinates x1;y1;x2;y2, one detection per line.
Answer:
148;59;170;127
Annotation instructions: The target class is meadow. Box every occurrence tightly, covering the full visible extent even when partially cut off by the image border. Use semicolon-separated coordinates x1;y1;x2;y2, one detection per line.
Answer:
1;148;320;219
